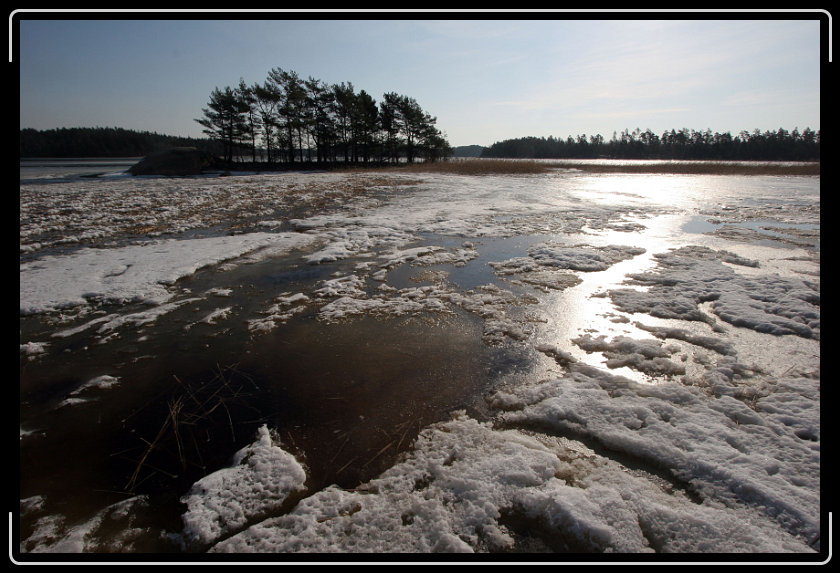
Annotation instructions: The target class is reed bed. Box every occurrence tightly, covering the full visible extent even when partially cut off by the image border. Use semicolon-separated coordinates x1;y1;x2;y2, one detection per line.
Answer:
392;158;820;176
555;160;820;176
394;158;554;175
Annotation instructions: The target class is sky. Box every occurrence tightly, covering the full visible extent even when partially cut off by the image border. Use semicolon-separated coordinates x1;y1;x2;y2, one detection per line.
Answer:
16;11;825;148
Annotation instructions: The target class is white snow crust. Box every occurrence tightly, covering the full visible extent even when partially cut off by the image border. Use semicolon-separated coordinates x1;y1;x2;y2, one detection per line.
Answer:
201;404;815;553
20;232;317;315
180;425;307;548
609;246;819;339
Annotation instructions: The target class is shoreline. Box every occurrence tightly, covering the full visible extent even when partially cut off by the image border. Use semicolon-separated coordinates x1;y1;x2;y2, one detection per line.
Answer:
218;158;821;177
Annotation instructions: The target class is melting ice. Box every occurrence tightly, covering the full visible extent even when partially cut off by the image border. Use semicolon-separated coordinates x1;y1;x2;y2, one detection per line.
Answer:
19;165;820;557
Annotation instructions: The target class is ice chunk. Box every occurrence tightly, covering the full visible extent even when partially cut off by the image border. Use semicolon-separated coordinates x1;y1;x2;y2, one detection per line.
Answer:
180;425;307;548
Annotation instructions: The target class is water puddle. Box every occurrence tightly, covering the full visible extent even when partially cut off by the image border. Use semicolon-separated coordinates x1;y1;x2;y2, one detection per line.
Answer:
386;234;554;291
19;243;536;551
241;311;525;490
682;215;721;235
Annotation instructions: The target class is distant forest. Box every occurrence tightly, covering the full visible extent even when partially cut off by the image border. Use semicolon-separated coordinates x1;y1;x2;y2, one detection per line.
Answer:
481;127;820;161
19;126;222;158
21;124;820;164
195;69;452;166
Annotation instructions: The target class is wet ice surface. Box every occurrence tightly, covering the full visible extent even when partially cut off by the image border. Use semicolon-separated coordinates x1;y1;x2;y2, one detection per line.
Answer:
19;166;820;557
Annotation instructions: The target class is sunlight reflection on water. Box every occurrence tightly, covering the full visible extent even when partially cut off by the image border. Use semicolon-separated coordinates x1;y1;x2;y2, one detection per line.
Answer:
531;247;660;383
524;208;746;384
569;174;703;210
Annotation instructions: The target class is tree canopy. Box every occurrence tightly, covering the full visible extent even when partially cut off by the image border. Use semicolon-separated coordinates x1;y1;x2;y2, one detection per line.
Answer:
196;68;453;166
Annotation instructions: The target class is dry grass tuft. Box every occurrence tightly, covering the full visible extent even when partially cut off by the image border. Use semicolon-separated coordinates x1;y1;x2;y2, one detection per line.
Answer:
119;364;264;493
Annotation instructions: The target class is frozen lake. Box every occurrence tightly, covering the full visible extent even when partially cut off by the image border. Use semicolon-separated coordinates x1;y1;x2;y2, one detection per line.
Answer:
19;160;821;558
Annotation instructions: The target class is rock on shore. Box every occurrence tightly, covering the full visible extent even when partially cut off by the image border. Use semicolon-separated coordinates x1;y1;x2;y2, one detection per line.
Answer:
128;147;222;176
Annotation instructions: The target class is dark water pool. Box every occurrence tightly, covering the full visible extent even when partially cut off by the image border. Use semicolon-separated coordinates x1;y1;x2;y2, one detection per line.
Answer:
19;245;535;552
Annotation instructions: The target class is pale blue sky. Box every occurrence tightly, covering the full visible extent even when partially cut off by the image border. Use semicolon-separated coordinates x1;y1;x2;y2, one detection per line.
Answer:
16;12;824;147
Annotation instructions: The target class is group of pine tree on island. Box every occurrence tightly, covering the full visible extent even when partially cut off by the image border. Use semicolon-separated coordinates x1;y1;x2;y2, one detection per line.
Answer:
196;68;452;167
20;66;819;164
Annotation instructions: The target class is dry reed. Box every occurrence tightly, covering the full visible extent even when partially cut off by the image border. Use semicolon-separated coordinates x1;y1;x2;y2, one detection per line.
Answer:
120;364;262;493
389;158;820;177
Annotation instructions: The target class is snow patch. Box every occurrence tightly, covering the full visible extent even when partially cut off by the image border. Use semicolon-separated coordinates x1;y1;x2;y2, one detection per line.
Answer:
207;411;814;553
609;246;819;339
180;425;307;548
20;232;317;315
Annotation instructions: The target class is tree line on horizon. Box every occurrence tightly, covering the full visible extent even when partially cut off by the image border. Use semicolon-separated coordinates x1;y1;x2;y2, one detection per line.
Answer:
20;124;820;164
196;69;452;166
481;127;820;161
19;126;223;158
